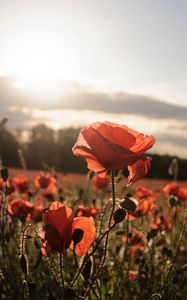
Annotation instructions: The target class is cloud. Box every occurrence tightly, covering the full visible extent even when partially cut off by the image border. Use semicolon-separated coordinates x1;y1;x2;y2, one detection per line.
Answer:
1;76;187;158
0;76;187;122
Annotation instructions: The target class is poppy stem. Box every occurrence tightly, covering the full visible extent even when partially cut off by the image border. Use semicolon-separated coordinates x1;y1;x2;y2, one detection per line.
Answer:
59;252;65;295
72;245;100;300
83;170;116;298
162;212;187;296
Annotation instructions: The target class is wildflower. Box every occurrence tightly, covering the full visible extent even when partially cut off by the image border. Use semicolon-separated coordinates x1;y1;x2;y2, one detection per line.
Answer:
92;174;110;190
75;205;99;218
122;229;145;259
72;121;155;184
8;199;33;218
163;182;187;201
14;175;29;193
43;204;96;256
34;172;56;190
128;197;154;219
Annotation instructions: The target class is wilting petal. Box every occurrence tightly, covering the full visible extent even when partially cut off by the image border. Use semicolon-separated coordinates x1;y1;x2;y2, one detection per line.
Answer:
70;217;96;256
127;157;152;186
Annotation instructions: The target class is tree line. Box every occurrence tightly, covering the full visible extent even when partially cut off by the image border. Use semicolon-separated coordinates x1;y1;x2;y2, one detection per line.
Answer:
0;123;186;180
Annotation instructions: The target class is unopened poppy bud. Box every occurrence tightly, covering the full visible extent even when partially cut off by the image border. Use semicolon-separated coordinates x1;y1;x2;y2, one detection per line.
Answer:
147;229;158;241
82;256;92;281
120;196;138;213
72;228;84;245
114;208;126;224
1;168;9;182
19;254;29;276
169;196;178;207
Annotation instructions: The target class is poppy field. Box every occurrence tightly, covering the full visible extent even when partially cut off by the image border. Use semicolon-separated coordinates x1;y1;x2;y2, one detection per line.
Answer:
0;122;187;300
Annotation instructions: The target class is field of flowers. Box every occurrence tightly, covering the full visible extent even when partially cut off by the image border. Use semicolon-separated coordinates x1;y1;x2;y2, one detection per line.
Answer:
0;122;187;300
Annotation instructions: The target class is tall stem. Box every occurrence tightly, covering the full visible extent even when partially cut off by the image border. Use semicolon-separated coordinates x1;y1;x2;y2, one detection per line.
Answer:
84;170;116;299
59;252;65;295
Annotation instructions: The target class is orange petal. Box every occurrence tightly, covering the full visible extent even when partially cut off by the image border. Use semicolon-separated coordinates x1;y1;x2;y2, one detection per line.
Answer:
70;217;96;256
44;206;73;249
127;157;152;186
49;201;63;210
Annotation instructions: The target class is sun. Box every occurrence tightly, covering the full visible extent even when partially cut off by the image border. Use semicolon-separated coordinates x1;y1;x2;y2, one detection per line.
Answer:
5;27;70;99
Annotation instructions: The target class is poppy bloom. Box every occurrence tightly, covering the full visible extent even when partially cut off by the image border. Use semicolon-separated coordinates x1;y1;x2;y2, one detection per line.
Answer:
122;229;145;259
34;172;56;190
149;214;172;232
43;204;96;256
31;205;44;223
163;182;187;201
75;205;100;218
128;197;154;219
135;187;155;200
14;175;29;193
8;199;33;218
0;178;15;195
92;174;110;190
72;122;155;184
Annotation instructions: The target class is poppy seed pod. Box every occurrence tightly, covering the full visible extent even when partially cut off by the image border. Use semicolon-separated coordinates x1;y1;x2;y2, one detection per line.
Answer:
1;168;9;182
114;208;126;224
120;196;138;213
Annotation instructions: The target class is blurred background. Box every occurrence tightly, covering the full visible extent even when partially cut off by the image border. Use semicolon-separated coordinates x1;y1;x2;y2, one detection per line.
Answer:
0;0;187;178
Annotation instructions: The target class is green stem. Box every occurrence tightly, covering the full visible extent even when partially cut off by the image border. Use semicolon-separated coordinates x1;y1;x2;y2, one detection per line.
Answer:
59;252;65;295
162;212;187;295
83;170;116;299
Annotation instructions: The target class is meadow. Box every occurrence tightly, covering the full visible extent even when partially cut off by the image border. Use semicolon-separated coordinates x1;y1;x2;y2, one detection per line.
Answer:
0;122;187;300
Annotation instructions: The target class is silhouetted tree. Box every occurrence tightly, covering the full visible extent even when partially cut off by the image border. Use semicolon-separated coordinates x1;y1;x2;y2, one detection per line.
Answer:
0;127;19;167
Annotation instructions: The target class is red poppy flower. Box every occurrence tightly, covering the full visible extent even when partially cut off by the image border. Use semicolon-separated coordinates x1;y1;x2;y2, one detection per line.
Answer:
129;198;154;219
72;122;155;184
14;175;29;193
35;172;56;190
0;178;15;195
31;205;43;223
149;214;172;232
135;186;155;200
92;174;110;190
43;205;96;256
75;205;100;218
69;216;96;256
8;199;33;217
163;182;187;201
122;229;145;259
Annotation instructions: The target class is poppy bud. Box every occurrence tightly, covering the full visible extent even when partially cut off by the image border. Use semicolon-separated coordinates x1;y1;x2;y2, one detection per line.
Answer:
1;168;9;182
19;254;29;276
82;256;92;281
169;196;178;207
147;229;158;241
120;196;138;213
72;228;84;245
114;208;126;224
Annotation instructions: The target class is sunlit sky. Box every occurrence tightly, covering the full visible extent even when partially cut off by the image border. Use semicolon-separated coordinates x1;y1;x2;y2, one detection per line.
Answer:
0;0;187;158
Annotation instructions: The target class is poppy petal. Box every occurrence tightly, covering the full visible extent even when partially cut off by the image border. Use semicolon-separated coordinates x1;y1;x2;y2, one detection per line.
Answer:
44;206;73;250
70;217;96;256
127;157;152;186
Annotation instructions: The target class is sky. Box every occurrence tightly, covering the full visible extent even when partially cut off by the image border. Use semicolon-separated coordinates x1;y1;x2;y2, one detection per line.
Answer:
0;0;187;158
